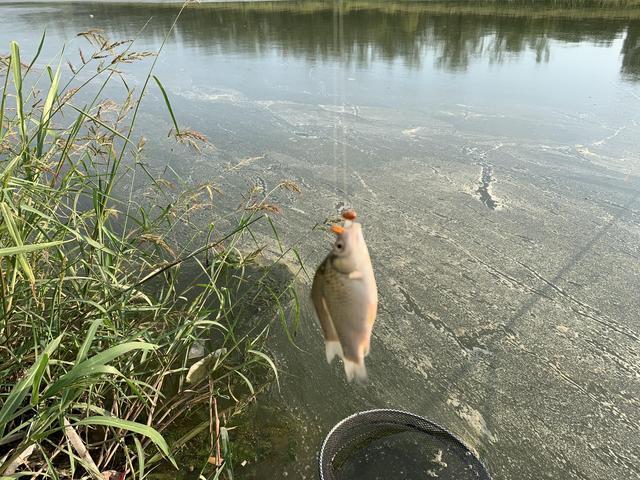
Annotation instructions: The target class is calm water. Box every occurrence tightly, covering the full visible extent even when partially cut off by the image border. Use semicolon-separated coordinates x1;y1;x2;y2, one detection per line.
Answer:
2;2;639;479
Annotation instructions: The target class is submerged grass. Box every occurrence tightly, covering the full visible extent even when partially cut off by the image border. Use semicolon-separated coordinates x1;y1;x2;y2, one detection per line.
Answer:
0;8;302;480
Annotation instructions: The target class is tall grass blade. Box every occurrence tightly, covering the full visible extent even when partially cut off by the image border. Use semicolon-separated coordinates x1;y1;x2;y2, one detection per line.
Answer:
0;202;35;286
30;352;50;406
43;342;156;399
0;55;10;144
234;370;255;395
37;62;61;156
134;436;145;479
25;29;46;76
0;241;65;257
153;75;180;135
247;350;279;390
74;416;176;468
0;335;62;438
75;319;103;363
9;41;26;145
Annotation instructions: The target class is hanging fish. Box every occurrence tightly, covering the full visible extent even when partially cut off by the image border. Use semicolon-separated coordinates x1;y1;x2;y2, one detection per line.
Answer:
311;210;378;383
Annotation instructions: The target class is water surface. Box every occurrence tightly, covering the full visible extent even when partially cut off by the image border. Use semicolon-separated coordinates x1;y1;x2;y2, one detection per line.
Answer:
1;2;639;479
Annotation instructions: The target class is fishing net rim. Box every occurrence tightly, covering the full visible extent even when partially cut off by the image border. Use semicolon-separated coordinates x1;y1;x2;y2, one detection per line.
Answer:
318;408;492;480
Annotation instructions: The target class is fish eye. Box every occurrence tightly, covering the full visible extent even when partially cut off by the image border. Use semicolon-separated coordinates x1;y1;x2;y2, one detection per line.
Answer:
336;242;343;250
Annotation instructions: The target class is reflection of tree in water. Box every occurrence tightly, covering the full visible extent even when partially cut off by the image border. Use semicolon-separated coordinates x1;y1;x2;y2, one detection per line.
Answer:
25;1;640;80
621;22;640;80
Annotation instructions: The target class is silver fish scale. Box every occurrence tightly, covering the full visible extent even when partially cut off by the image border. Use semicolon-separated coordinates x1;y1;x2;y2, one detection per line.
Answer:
324;278;350;304
321;258;350;298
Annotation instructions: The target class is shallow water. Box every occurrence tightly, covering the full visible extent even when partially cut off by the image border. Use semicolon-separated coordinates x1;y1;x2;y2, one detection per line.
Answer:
2;2;639;479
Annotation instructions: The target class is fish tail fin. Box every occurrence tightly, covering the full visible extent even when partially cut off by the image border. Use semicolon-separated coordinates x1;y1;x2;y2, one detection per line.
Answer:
325;340;343;364
343;358;367;384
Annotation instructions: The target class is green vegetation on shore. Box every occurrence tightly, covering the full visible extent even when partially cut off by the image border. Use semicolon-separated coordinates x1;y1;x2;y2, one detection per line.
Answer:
139;0;640;20
0;12;302;480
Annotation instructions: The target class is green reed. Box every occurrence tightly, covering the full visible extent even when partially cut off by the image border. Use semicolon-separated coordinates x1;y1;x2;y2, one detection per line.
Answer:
0;20;302;480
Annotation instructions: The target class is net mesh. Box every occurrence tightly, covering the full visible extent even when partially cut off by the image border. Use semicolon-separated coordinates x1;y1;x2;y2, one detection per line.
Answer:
319;409;492;480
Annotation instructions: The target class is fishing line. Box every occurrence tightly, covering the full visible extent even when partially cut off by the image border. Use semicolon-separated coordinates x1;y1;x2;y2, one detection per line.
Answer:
333;4;339;204
332;1;348;212
339;1;347;206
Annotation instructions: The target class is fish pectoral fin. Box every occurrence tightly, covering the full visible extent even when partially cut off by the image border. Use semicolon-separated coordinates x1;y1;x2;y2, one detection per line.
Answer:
312;276;340;343
325;340;343;364
348;270;364;279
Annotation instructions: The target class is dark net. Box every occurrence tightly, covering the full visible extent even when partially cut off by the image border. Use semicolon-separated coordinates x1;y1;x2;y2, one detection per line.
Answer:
319;409;492;480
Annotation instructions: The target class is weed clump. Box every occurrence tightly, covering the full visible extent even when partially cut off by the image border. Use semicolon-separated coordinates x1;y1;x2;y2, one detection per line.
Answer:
0;20;301;480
